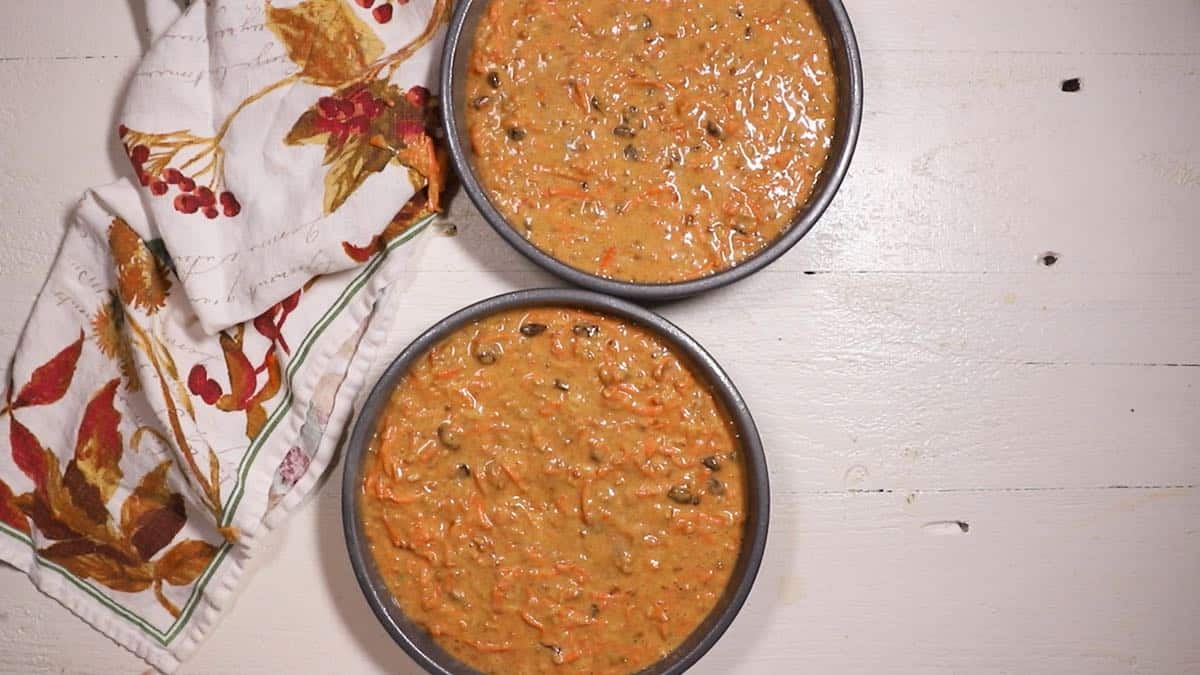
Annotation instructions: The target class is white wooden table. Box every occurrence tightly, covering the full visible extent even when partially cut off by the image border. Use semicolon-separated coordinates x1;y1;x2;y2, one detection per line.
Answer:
2;1;1198;673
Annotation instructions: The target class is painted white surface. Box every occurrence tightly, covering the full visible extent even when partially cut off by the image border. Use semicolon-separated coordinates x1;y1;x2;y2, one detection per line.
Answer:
1;1;1198;673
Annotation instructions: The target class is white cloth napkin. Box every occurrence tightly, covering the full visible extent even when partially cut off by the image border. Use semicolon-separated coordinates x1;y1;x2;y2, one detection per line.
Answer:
0;0;449;670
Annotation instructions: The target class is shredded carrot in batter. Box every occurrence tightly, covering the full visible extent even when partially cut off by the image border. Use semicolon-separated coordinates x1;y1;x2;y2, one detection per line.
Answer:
466;0;838;283
361;307;745;673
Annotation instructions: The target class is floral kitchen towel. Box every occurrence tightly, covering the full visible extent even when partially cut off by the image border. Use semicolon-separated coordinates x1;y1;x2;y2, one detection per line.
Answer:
0;0;450;671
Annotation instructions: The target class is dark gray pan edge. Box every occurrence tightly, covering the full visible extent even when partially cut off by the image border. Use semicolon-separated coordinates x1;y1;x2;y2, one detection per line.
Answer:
342;288;770;675
441;0;863;302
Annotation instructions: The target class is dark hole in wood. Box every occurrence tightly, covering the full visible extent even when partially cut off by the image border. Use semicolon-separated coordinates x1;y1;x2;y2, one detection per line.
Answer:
1041;253;1059;266
1061;78;1081;92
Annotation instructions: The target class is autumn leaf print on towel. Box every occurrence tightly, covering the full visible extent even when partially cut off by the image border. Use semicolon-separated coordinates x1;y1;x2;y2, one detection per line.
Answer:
3;346;218;618
119;0;450;226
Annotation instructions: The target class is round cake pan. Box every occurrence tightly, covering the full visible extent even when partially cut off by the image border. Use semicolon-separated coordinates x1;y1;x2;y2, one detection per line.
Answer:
441;1;863;301
342;288;770;674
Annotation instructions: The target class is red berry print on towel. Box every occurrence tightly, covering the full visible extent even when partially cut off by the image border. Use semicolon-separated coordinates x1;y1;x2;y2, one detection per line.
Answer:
121;0;452;225
312;85;390;147
120;130;244;220
188;289;303;440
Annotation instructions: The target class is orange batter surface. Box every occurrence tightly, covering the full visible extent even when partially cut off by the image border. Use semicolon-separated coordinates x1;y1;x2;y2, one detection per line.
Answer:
361;307;745;673
466;0;837;282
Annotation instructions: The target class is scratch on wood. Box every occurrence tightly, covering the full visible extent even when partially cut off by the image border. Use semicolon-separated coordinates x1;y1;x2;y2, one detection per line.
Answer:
922;521;970;535
0;55;131;63
814;485;1196;496
860;48;1200;57
1022;361;1200;368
